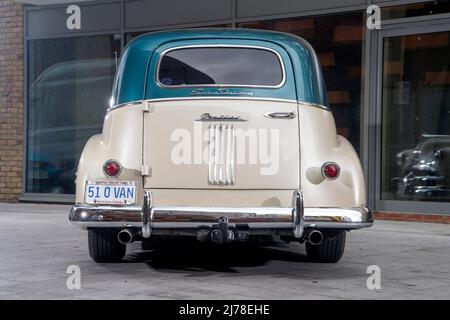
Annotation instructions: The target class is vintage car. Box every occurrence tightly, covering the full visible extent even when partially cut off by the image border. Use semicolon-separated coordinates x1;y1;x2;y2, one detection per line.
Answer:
393;134;450;200
69;29;373;263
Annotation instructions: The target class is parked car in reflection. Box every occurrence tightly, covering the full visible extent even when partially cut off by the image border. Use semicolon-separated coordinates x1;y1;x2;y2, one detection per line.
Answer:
393;134;450;201
27;59;115;193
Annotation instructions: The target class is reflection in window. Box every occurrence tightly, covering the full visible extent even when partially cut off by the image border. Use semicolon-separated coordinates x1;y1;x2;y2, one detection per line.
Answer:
381;0;450;20
158;47;283;86
382;32;450;202
239;12;364;154
27;35;121;194
125;25;233;44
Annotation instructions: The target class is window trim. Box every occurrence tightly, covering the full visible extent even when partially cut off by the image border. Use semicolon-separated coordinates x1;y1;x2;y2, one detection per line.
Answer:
155;44;287;89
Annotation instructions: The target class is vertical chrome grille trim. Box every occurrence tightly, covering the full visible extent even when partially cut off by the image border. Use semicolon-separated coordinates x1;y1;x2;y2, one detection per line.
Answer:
208;124;215;185
230;125;235;184
214;124;221;182
208;124;235;185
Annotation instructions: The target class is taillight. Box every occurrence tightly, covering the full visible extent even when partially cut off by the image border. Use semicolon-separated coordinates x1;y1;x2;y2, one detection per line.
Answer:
103;160;121;177
321;162;340;180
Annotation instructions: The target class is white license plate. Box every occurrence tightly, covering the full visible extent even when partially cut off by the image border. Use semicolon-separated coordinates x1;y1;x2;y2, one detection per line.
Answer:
85;180;137;205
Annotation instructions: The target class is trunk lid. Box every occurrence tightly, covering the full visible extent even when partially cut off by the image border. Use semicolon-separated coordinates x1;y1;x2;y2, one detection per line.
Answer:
142;99;299;189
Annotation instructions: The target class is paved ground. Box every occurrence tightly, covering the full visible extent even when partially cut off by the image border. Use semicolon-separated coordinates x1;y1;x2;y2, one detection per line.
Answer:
0;203;449;300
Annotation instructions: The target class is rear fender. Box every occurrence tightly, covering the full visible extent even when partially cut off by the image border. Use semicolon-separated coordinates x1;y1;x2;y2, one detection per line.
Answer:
75;105;144;204
299;104;365;208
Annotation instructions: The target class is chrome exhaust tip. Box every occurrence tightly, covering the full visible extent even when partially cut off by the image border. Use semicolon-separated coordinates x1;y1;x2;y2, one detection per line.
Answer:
196;229;211;242
117;229;134;245
307;230;323;245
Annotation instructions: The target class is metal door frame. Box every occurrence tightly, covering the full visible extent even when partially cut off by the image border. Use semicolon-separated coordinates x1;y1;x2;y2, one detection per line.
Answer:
367;13;450;214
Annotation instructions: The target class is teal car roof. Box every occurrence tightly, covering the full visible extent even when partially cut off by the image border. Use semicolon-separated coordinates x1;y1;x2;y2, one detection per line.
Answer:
113;28;328;107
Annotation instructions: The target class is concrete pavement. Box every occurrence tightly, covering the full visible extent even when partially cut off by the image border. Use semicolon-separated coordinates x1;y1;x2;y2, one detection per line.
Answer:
0;203;449;299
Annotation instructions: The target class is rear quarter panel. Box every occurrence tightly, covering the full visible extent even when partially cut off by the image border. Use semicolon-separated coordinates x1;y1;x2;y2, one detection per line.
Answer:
74;104;144;204
299;104;365;208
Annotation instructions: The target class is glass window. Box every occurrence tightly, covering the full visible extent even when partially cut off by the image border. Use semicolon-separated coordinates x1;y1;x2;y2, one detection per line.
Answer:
381;31;450;202
239;12;364;154
27;34;121;194
158;47;283;87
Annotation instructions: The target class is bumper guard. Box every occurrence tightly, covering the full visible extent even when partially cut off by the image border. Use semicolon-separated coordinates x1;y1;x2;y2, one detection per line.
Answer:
69;190;373;239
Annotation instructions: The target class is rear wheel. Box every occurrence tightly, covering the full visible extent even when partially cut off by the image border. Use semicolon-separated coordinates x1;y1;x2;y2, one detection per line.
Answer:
88;228;126;263
305;230;346;263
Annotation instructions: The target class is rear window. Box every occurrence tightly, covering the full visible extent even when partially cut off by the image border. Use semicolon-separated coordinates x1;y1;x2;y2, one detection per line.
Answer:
157;46;284;87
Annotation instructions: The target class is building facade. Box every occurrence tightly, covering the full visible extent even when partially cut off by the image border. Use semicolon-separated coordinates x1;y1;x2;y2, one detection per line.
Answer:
0;0;449;217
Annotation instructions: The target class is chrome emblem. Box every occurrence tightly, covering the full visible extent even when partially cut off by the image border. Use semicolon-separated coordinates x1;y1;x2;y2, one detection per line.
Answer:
191;88;254;96
196;113;246;122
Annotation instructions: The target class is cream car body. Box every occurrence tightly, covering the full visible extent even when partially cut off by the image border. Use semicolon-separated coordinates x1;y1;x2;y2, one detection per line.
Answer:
70;29;372;263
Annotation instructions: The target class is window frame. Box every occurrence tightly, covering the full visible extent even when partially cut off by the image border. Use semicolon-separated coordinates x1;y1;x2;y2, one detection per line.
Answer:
367;15;450;214
155;44;287;89
23;33;121;199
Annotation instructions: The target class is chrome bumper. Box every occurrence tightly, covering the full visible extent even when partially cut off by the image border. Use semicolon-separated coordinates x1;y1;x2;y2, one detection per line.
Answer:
69;191;373;239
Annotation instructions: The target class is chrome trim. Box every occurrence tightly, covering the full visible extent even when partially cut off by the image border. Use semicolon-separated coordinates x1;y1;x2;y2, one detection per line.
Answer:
151;206;294;229
147;97;297;103
292;190;304;238
106;97;330;110
321;161;340;181
421;134;450;138
69;205;142;228
107;100;143;112
70;203;373;232
196;112;246;122
208;124;236;185
141;190;152;238
298;101;330;111
303;207;373;227
102;159;122;178
190;88;255;97
155;44;287;89
264;111;296;119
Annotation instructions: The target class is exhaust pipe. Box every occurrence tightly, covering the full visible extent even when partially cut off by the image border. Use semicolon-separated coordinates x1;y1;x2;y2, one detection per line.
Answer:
196;229;211;242
117;229;134;245
307;230;323;245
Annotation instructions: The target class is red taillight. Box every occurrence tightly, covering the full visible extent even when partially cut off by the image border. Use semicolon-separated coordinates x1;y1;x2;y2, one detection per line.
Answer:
322;162;340;180
103;160;121;177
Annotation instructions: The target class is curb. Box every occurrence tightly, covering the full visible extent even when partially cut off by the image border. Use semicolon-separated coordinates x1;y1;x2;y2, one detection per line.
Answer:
374;212;450;224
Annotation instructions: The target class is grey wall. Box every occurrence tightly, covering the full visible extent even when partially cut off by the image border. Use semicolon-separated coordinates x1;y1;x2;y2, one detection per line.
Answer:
124;0;233;28
236;0;366;18
25;0;372;38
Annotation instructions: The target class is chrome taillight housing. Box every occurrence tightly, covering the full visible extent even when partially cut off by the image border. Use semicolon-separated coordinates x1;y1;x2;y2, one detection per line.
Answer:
321;162;340;180
103;160;122;177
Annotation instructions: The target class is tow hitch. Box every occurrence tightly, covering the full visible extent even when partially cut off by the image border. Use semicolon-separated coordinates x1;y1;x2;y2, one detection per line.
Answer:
211;216;235;244
196;216;240;244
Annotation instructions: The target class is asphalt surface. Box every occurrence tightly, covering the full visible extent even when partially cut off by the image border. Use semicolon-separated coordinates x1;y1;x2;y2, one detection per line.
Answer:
0;203;449;299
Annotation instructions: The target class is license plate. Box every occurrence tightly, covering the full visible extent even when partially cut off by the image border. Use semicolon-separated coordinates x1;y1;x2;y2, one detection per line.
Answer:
85;180;136;205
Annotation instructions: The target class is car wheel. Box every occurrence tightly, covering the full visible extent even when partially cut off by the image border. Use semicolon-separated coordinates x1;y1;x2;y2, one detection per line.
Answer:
88;228;126;263
305;230;346;263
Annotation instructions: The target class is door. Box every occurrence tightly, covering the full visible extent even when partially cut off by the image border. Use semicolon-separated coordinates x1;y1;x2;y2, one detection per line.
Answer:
142;42;300;190
370;19;450;213
143;99;300;189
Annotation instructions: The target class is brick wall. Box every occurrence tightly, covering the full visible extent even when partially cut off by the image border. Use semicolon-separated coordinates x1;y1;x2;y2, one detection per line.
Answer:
0;0;23;202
